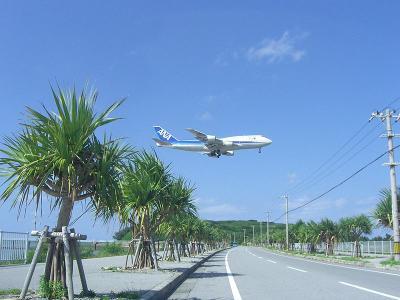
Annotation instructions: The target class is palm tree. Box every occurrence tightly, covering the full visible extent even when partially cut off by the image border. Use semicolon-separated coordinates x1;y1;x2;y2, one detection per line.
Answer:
0;87;133;293
318;218;339;256
119;151;197;269
339;215;372;257
119;151;170;269
270;228;286;249
159;213;197;260
373;188;400;229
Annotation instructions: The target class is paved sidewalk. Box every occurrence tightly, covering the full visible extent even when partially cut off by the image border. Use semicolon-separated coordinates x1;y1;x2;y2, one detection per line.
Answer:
0;252;212;297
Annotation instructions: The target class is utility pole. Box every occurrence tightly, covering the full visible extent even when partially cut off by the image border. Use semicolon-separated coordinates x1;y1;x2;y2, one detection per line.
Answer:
266;211;271;246
281;195;289;250
243;229;246;245
233;232;236;243
252;225;255;245
259;221;263;245
371;109;400;260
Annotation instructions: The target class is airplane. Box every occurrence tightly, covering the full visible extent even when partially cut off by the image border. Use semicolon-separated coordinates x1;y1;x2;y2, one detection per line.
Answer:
152;126;272;158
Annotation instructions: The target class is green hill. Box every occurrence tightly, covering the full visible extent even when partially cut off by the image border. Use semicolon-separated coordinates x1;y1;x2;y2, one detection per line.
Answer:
205;220;285;243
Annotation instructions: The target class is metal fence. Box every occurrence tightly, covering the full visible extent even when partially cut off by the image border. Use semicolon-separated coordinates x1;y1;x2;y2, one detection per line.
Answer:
292;241;394;256
0;230;29;263
333;241;394;256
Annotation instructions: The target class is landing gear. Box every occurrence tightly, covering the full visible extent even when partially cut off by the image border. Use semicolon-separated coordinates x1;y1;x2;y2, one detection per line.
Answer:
259;148;261;154
216;150;221;158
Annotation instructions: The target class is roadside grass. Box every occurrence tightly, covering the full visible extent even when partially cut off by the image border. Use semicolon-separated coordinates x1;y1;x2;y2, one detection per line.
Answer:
0;288;21;295
75;290;138;299
336;255;366;262
0;260;25;266
381;258;400;266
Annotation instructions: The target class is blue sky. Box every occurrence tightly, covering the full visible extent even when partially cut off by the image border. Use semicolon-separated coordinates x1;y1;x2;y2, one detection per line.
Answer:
0;1;399;239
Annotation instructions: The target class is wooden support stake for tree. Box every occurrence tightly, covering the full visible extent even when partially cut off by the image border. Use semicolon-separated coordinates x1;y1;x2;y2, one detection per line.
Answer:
162;240;168;260
20;225;49;300
171;239;177;262
62;226;74;300
125;241;132;269
130;241;135;266
173;239;180;262
70;228;88;295
150;236;158;271
60;245;66;288
133;236;143;268
44;238;55;281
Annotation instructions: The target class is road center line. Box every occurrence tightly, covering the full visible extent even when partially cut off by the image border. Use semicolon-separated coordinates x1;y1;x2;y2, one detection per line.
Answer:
339;281;400;300
287;266;308;273
266;259;277;264
225;250;242;300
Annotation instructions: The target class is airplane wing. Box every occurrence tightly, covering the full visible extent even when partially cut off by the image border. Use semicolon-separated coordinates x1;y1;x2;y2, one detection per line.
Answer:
186;128;209;142
186;128;224;148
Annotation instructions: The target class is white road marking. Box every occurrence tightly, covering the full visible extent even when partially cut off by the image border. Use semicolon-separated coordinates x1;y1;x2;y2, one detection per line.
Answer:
247;248;277;264
287;266;308;273
339;281;400;299
225;249;242;300
263;249;400;277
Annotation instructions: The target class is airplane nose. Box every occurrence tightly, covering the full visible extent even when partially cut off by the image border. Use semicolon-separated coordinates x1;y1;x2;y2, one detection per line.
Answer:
263;137;272;145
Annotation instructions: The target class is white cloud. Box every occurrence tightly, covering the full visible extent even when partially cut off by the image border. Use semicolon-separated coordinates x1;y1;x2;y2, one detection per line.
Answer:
214;53;229;66
247;31;307;63
198;111;213;121
196;198;245;219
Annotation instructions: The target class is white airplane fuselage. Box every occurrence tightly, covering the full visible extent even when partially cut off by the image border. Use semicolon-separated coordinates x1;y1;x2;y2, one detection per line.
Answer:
163;135;271;152
153;126;272;157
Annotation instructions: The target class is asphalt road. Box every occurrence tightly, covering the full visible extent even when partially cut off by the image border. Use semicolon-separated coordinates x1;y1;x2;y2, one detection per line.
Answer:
169;246;400;300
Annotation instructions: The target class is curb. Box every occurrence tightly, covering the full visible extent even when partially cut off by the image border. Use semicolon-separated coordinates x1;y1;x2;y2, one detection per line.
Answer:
140;248;228;300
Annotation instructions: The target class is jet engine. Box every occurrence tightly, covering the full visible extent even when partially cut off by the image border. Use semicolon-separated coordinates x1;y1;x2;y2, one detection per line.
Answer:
206;135;217;142
223;151;234;156
223;141;233;147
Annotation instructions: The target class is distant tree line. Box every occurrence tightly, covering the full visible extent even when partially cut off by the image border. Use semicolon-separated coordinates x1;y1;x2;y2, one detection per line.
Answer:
267;188;399;257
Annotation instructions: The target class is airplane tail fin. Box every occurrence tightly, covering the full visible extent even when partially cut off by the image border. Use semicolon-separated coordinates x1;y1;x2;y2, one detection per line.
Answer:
153;126;179;143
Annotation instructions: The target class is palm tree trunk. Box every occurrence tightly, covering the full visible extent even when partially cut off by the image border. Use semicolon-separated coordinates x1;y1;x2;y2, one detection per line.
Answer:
56;197;74;231
47;195;75;296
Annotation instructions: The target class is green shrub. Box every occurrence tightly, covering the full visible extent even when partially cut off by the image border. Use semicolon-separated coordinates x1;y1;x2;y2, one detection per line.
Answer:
78;289;96;298
381;258;400;266
38;276;65;299
26;242;48;263
98;243;125;257
115;291;139;299
79;245;95;259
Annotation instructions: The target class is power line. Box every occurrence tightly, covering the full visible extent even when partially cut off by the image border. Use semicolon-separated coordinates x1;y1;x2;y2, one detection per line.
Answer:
286;121;371;194
287;97;400;195
272;144;400;223
292;128;383;195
